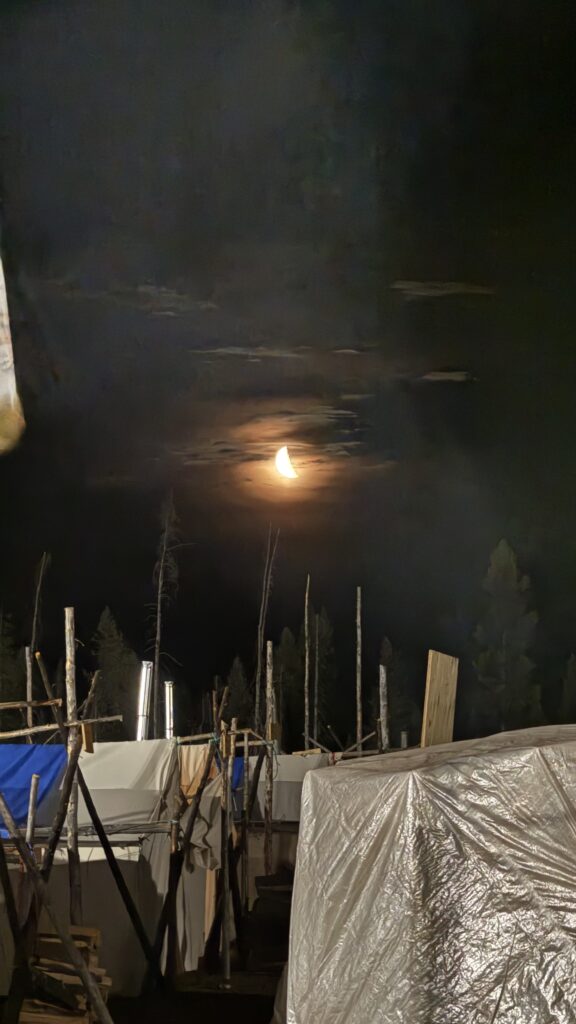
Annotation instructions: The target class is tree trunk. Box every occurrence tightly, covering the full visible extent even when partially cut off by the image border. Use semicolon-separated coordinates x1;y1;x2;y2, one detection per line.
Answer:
64;608;82;925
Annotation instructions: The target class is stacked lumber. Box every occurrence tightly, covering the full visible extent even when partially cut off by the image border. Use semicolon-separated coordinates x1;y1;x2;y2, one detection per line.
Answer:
19;927;112;1024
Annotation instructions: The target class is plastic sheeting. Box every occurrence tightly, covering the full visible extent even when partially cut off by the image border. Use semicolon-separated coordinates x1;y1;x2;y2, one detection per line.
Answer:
288;726;576;1024
0;744;67;836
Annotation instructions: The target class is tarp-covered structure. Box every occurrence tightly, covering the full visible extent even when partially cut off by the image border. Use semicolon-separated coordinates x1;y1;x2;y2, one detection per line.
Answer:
288;726;576;1024
0;745;67;837
1;739;221;996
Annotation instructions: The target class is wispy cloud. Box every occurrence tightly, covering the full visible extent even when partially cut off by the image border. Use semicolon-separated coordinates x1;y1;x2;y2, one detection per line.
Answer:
418;370;474;383
191;345;305;360
391;280;495;299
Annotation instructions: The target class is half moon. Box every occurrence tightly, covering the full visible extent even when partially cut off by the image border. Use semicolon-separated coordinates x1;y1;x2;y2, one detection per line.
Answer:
275;446;299;479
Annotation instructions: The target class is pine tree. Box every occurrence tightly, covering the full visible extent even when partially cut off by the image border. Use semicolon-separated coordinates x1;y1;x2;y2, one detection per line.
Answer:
0;608;22;701
226;656;253;725
474;539;541;731
93;607;140;740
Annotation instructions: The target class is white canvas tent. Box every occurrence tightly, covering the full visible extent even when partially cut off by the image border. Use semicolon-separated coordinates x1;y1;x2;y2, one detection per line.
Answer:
288;726;576;1024
1;739;221;996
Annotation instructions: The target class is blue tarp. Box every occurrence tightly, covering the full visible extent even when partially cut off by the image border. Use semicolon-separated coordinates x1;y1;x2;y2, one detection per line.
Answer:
0;744;67;837
232;756;244;791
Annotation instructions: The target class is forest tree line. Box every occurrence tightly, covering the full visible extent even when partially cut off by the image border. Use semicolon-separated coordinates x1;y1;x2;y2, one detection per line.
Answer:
1;536;576;748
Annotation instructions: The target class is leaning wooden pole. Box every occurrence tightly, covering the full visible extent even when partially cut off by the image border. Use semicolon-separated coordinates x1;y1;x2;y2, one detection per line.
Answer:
64;608;82;924
265;640;274;875
25;647;33;742
356;586;362;754
25;773;40;847
0;795;114;1024
303;574;311;750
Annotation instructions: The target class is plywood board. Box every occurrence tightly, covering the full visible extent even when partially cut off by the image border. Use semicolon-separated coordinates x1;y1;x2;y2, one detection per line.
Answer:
420;650;459;747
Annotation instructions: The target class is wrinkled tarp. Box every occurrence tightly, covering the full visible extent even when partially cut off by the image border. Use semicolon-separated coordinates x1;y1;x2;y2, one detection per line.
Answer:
288;726;576;1024
0;744;67;836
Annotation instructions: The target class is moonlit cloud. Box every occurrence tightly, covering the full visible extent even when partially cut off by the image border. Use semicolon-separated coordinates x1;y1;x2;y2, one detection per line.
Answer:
391;280;495;299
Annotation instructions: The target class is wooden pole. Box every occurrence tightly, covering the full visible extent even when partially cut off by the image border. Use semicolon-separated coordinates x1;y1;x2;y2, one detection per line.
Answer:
254;527;279;733
25;647;33;743
313;613;320;744
25;773;40;847
356;586;362;754
0;715;121;742
265;640;274;875
0;698;62;711
242;730;250;909
303;574;310;750
221;717;236;990
379;664;390;752
64;608;82;925
0;794;114;1024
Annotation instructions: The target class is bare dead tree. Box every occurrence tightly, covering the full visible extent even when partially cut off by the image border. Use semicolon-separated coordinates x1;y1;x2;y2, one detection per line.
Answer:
254;525;279;731
150;495;179;738
31;551;50;660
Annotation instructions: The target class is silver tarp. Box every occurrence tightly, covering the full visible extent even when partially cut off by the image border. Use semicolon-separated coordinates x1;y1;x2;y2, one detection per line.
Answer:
287;726;576;1024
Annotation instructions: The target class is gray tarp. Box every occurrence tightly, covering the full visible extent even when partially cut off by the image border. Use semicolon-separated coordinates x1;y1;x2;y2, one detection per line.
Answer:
288;726;576;1024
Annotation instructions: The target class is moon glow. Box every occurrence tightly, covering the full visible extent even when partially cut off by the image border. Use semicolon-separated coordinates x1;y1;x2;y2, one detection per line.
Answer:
275;446;299;479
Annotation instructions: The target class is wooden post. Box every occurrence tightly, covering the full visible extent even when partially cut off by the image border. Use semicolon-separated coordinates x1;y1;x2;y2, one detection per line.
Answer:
313;613;320;744
242;730;250;909
0;794;114;1024
356;586;362;753
221;721;232;989
379;664;390;752
25;773;40;847
265;640;274;875
303;574;310;750
25;646;33;743
64;608;82;925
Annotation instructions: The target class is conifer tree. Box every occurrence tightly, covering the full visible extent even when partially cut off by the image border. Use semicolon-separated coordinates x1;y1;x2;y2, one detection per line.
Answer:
474;539;541;730
93;607;140;739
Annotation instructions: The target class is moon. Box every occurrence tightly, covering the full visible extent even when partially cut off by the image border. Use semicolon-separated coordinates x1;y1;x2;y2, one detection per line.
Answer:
275;446;299;479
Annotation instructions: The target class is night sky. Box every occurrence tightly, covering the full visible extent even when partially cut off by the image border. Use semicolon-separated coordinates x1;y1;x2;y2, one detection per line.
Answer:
0;1;574;720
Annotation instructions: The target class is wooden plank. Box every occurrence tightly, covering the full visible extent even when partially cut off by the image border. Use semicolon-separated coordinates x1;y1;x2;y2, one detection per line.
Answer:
80;723;94;754
420;650;459;747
